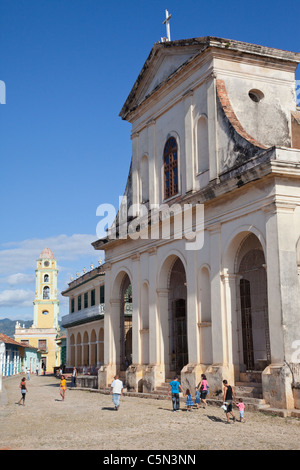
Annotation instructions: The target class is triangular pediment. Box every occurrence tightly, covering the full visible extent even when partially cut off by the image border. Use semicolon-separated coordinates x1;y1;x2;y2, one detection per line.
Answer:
141;49;197;98
120;36;300;121
120;38;209;120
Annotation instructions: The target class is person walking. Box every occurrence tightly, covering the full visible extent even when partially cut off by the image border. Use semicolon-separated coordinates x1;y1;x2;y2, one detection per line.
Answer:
110;375;123;410
235;398;246;422
198;373;209;408
18;377;28;406
194;387;201;409
36;364;39;376
168;376;184;412
222;379;236;423
71;367;77;387
185;388;194;411
59;375;67;401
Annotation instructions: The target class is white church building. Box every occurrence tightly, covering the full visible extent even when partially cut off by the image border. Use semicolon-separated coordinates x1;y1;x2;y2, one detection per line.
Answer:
92;35;300;410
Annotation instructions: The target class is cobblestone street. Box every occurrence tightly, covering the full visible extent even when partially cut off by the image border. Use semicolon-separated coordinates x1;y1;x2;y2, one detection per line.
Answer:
1;374;300;451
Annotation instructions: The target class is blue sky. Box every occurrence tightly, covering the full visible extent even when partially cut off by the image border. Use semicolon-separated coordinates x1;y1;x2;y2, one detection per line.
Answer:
0;0;300;322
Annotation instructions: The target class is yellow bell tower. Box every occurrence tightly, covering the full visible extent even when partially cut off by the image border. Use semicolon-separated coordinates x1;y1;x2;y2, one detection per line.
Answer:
15;248;60;373
34;247;59;329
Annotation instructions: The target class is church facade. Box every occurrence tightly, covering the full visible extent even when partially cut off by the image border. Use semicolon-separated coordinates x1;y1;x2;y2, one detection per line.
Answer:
15;248;60;373
92;37;300;410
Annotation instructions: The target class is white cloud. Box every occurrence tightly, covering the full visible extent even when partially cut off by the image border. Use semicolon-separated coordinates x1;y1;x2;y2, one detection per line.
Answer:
0;289;34;307
0;233;99;276
0;233;104;320
6;273;35;285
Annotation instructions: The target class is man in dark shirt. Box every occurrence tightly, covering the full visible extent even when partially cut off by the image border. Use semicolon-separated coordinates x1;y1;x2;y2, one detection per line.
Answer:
222;379;236;423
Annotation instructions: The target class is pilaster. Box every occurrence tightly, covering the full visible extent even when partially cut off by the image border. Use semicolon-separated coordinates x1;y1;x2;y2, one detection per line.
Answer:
183;89;194;193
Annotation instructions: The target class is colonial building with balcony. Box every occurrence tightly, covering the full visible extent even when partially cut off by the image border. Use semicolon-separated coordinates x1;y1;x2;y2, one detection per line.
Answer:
61;264;107;373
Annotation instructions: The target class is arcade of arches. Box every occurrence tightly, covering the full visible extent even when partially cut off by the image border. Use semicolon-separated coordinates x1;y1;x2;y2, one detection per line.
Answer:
69;327;104;369
97;228;294;409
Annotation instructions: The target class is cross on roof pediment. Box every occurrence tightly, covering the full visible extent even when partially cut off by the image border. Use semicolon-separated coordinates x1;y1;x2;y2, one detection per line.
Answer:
119;37;300;122
119;39;209;121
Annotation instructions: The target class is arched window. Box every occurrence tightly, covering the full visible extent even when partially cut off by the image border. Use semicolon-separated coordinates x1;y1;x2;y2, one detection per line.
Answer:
164;137;178;200
44;274;49;282
43;286;50;299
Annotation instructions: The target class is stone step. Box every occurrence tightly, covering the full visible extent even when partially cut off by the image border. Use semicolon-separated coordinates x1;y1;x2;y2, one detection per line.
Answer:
236;381;262;388
258;407;300;418
235;381;263;399
75;387;300;416
206;397;269;412
239;372;262;383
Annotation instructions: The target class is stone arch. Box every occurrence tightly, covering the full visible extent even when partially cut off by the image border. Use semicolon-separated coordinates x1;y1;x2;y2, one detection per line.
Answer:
158;252;187;377
111;269;133;370
223;226;266;273
111;267;133;300
223;228;270;373
158;251;187;289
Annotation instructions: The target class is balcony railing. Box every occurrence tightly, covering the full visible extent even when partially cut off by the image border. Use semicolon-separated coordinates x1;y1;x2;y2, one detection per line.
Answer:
61;303;105;328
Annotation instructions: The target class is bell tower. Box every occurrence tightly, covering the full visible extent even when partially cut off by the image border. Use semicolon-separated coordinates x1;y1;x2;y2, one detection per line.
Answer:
15;247;61;373
34;248;59;329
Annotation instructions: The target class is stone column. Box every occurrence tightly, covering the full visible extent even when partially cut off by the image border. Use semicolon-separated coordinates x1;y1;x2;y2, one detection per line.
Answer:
207;73;219;182
221;269;239;372
181;249;204;392
130;253;141;364
98;263;118;389
143;248;165;392
148;248;158;364
186;249;199;364
157;288;169;377
131;132;140;208
183;89;194;194
126;254;144;392
262;201;300;409
147;119;157;205
206;224;234;390
208;224;226;363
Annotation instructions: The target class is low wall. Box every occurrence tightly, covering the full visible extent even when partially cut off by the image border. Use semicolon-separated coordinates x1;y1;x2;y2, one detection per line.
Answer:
76;375;98;389
293;383;300;409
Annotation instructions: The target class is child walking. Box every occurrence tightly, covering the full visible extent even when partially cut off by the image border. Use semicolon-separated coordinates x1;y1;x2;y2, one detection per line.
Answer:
18;377;28;406
59;375;67;401
236;398;246;422
185;389;194;411
195;388;201;409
